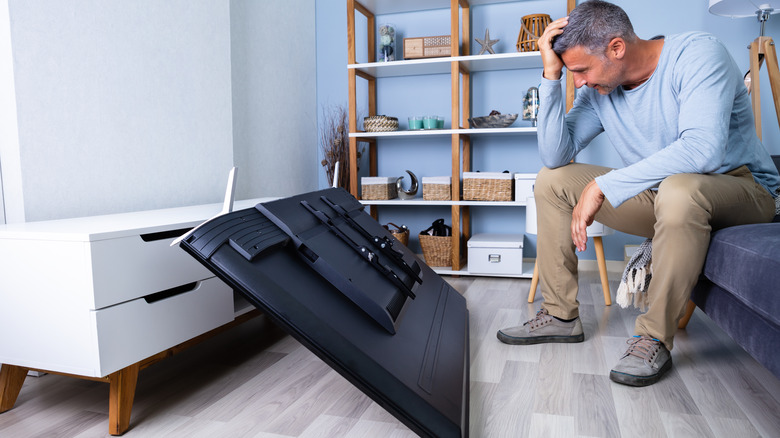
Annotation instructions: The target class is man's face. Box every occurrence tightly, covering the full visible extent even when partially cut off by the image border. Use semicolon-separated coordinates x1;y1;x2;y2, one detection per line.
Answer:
560;45;623;95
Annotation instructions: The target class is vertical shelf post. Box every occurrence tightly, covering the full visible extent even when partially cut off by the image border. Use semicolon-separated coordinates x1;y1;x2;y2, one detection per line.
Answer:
347;0;359;197
450;0;470;271
347;0;376;197
566;0;576;110
448;0;472;271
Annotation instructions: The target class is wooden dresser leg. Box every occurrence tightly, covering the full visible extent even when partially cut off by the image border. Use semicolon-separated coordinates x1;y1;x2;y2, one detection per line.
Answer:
0;364;29;413
108;363;140;436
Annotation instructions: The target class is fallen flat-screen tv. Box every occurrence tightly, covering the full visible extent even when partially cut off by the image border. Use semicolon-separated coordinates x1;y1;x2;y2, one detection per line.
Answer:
178;188;469;437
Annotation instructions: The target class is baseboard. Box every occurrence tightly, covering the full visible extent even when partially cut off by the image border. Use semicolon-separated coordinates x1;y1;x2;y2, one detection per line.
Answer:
577;259;625;276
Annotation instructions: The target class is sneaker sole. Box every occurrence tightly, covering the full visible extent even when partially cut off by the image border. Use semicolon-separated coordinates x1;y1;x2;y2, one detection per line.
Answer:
496;331;584;345
609;357;673;387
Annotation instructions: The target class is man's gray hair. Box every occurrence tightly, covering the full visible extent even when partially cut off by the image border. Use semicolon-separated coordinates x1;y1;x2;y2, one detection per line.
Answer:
552;0;637;56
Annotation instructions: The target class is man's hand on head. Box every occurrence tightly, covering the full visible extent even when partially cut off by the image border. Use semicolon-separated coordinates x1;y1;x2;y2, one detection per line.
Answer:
538;16;569;80
571;180;605;252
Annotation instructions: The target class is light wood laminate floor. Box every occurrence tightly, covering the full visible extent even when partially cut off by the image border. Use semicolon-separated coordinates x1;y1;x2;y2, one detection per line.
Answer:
1;268;778;437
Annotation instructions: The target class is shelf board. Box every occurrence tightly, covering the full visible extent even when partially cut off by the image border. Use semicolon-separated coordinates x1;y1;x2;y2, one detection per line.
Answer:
350;126;537;139
360;199;528;206
356;0;521;16
348;51;543;78
433;260;535;278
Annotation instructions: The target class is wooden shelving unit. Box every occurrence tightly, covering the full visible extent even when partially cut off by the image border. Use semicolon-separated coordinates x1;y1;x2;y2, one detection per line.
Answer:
346;0;575;275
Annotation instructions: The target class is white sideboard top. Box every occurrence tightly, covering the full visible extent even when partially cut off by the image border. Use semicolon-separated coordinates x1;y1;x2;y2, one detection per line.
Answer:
0;198;274;242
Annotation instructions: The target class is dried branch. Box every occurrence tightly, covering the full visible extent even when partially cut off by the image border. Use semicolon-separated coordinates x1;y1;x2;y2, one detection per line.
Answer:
320;104;363;190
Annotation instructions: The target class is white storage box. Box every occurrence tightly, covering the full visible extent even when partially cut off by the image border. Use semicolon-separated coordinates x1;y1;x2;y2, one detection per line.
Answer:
514;173;537;202
467;233;524;275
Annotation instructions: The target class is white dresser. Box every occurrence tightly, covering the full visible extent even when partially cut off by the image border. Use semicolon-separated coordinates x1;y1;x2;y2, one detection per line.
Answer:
0;198;270;435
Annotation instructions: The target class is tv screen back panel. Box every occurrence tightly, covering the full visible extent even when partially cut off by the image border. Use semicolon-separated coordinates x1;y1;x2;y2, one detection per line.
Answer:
178;188;469;437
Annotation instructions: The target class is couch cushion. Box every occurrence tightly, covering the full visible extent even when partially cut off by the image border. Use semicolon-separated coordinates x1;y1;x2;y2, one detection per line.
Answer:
703;223;780;327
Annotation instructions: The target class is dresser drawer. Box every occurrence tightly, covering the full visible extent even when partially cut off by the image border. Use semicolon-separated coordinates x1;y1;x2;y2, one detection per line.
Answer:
89;232;215;309
91;276;234;376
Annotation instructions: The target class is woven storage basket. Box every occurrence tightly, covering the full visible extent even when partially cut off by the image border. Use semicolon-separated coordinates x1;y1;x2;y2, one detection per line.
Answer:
463;172;513;201
384;222;409;246
422;176;452;201
364;115;399;132
419;234;452;267
361;177;398;200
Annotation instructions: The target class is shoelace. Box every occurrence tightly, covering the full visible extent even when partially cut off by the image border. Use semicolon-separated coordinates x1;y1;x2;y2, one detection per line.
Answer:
523;309;552;329
625;335;661;362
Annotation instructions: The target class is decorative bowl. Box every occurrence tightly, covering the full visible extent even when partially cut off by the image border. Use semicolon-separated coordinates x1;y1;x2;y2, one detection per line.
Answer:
468;113;518;129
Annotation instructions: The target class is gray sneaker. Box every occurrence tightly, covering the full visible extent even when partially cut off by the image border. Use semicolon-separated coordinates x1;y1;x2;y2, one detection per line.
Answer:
610;336;672;387
497;309;584;345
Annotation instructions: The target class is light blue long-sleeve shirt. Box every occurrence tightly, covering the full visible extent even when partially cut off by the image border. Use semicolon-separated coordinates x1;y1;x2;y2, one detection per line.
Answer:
537;31;780;208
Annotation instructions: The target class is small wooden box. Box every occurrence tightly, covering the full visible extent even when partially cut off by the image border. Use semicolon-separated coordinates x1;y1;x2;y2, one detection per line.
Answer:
404;35;452;59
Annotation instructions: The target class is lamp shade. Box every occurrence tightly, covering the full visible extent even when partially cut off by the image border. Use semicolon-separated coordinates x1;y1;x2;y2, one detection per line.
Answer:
709;0;780;18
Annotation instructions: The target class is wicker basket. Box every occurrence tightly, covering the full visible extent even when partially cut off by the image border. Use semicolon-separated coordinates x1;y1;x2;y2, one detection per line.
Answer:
422;176;452;201
516;14;551;52
463;172;513;201
419;234;452;267
384;222;409;246
364;115;399;132
361;177;398;200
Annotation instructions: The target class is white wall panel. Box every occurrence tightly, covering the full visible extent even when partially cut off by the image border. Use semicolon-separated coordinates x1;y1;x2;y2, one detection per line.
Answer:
4;0;235;222
230;0;318;199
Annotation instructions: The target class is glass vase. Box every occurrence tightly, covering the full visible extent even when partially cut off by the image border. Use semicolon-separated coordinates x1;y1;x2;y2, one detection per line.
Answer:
379;23;396;62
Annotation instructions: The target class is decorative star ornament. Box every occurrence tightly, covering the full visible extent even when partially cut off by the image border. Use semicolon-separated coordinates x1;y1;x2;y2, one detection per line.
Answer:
475;28;499;55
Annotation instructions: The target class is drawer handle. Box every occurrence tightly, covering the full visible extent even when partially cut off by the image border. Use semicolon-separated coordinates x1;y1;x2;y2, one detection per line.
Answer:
140;227;193;242
144;281;198;303
488;254;501;263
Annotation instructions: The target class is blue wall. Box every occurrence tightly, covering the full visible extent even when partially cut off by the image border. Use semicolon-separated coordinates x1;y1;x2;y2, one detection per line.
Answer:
316;0;780;261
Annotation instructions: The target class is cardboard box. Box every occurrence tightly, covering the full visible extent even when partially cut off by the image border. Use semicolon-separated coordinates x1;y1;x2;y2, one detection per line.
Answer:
467;233;524;275
404;35;452;59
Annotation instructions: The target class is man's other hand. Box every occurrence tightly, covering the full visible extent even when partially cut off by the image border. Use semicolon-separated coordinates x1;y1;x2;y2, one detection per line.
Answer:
571;180;605;252
538;16;568;80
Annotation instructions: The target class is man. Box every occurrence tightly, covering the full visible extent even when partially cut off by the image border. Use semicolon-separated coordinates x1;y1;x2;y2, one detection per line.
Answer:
497;0;780;387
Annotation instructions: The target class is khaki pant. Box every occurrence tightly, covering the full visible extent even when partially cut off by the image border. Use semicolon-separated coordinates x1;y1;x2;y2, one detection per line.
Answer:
535;163;776;350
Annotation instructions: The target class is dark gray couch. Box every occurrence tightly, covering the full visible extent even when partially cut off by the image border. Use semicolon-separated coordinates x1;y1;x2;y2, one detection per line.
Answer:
689;156;780;378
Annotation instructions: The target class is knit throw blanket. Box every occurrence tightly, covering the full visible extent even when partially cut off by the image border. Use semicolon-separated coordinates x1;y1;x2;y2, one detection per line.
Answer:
617;238;652;309
775;189;780;215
